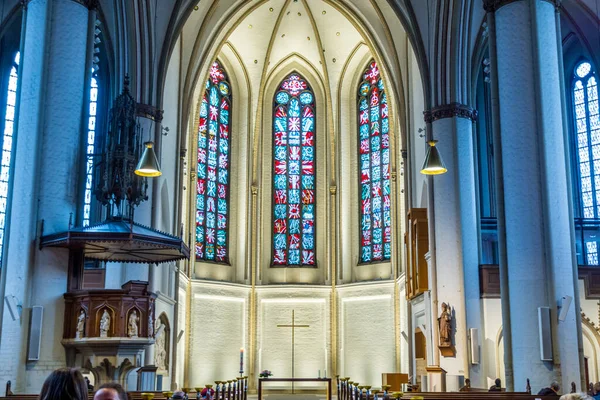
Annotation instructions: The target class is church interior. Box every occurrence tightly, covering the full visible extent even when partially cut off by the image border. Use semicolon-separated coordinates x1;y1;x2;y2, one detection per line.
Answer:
0;0;599;399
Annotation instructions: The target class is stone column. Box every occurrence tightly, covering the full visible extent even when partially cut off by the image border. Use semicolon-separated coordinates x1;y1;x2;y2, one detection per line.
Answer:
485;0;581;391
0;0;51;391
425;103;478;389
26;0;90;388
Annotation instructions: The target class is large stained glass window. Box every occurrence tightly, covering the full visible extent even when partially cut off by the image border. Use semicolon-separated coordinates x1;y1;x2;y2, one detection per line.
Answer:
196;61;231;263
272;73;316;266
358;60;391;263
573;61;600;265
0;52;20;265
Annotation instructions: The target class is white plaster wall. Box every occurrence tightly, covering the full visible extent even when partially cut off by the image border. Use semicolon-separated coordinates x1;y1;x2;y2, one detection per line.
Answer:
481;298;504;388
398;278;409;374
338;282;396;387
256;286;331;389
175;281;187;388
188;281;249;386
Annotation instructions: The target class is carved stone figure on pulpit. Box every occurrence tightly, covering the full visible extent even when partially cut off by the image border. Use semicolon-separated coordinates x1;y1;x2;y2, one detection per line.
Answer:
438;302;452;347
76;310;85;339
128;310;139;337
100;309;111;338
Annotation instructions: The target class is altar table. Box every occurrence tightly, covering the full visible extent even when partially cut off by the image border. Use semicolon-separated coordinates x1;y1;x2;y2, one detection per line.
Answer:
257;378;332;400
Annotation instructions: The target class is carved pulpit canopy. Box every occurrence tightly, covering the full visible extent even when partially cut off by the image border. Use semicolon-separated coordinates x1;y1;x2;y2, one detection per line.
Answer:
39;77;189;264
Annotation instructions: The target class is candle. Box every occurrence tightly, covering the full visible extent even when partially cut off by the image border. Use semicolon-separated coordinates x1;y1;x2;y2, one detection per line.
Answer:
240;348;244;373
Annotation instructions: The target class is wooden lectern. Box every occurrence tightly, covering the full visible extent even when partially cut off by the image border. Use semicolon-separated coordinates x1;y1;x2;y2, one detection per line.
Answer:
382;373;409;392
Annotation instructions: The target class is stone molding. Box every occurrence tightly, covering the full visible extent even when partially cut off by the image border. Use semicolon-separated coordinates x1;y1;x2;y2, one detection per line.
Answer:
136;103;164;122
423;102;478;123
483;0;560;12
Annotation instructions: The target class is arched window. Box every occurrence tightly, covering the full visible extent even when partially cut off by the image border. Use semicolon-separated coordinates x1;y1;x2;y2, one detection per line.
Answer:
572;60;599;265
272;73;316;266
195;61;231;263
0;51;20;266
83;19;106;227
475;52;498;265
358;60;391;263
83;75;99;227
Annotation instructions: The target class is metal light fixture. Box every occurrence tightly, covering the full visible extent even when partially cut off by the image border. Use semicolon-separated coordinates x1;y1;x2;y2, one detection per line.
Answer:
420;140;447;175
135;141;162;177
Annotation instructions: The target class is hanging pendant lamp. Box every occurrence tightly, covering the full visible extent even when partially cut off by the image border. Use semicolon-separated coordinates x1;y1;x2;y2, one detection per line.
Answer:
135;141;162;177
420;140;447;175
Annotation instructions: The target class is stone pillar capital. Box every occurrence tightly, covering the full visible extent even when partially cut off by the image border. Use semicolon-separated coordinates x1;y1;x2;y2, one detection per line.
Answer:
423;103;477;123
483;0;560;13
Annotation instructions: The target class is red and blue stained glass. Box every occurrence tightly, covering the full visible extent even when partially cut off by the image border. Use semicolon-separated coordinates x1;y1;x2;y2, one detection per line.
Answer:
358;61;391;263
196;61;231;263
272;73;316;266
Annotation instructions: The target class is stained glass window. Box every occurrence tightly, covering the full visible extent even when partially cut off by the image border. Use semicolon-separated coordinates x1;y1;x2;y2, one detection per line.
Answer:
272;73;316;266
83;76;99;227
358;60;391;263
83;19;103;227
0;52;20;266
572;61;599;265
196;61;231;263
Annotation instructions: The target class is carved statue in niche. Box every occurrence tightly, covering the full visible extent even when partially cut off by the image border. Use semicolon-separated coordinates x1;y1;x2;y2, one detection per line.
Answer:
99;309;111;338
155;319;167;371
76;310;86;339
438;302;452;347
128;310;139;338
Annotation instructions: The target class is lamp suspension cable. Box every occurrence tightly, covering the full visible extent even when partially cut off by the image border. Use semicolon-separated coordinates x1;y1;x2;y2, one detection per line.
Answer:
420;0;448;175
134;0;162;177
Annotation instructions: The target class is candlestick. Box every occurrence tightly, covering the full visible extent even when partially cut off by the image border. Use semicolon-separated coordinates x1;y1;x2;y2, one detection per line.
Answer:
240;348;244;375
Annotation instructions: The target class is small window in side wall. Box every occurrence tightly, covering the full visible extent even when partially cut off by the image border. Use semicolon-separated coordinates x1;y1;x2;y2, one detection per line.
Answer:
571;60;600;266
0;51;20;268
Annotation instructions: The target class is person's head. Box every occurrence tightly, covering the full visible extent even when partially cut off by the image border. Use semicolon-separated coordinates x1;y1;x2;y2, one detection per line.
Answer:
594;382;600;393
39;368;88;400
551;382;560;393
94;383;127;400
465;379;471;386
172;392;185;400
495;378;501;387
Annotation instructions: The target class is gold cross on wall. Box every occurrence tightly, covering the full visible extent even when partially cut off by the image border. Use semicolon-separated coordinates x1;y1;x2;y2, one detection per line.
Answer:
277;310;310;392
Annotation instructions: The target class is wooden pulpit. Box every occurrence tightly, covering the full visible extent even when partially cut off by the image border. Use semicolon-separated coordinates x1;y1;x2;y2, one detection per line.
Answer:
382;373;409;392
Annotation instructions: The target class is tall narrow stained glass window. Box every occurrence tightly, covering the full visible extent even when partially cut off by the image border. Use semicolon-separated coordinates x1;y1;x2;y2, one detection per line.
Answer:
83;19;103;227
83;76;99;227
573;61;600;265
0;51;20;265
195;61;231;262
272;73;316;266
358;60;391;263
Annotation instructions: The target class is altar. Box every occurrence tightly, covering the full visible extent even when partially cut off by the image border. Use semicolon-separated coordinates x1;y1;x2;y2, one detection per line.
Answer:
257;378;332;400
